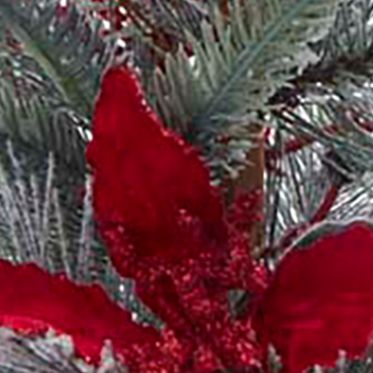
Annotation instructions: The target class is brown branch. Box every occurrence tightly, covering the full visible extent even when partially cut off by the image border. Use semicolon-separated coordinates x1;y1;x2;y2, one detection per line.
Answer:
228;124;265;257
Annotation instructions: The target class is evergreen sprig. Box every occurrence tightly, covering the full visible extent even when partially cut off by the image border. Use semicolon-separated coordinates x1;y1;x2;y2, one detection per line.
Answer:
0;328;126;373
151;0;339;181
265;0;373;248
0;0;112;116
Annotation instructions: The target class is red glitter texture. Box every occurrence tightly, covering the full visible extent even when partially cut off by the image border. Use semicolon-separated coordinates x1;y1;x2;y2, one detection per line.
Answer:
87;66;266;371
255;222;373;373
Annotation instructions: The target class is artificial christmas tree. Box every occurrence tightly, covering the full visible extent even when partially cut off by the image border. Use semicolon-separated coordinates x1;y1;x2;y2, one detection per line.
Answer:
2;0;373;372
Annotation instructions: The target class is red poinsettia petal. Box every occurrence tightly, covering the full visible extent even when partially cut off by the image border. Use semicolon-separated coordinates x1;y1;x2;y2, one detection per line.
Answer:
255;222;373;373
0;259;158;364
86;67;225;261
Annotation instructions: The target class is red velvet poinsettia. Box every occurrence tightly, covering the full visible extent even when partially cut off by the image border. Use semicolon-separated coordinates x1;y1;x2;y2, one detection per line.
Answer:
86;67;225;261
86;65;373;372
255;222;373;373
87;66;266;371
0;259;159;365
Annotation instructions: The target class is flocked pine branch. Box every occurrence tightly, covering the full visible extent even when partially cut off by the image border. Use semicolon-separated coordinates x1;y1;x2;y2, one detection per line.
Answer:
0;0;115;175
0;141;124;300
264;0;373;251
0;1;162;329
0;83;88;174
0;0;112;116
151;0;339;181
0;328;126;373
0;2;106;282
0;0;107;277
